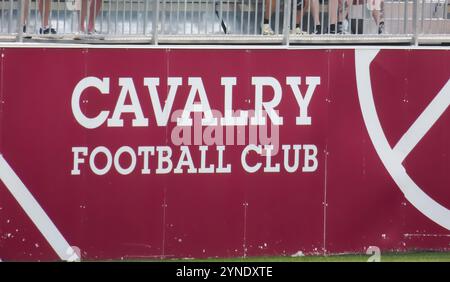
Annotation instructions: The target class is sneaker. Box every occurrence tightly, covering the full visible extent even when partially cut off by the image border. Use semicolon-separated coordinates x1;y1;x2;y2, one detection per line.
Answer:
39;27;57;35
378;22;385;34
337;22;343;34
342;19;350;34
330;23;343;34
88;29;98;35
314;25;322;34
293;27;307;35
261;23;274;35
329;24;336;34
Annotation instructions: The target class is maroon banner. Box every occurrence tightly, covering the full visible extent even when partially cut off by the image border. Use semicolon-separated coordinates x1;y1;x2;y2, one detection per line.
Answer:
0;48;448;261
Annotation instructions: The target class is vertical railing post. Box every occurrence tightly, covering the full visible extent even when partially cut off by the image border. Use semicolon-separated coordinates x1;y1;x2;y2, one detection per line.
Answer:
8;0;13;34
144;0;149;35
152;0;160;44
403;0;408;34
17;0;24;42
412;0;419;45
444;0;449;20
275;0;280;34
282;0;291;45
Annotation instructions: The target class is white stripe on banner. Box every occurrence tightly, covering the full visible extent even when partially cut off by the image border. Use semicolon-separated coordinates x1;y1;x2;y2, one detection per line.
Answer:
0;154;80;261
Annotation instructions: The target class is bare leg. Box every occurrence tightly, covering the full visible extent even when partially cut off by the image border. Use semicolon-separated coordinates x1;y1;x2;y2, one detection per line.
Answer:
80;0;102;32
81;0;103;32
264;0;277;21
38;0;51;28
311;0;321;26
23;0;30;25
80;0;88;32
375;0;385;24
262;0;276;34
379;0;385;30
372;10;380;25
88;0;103;32
370;0;385;33
296;0;308;26
308;0;322;33
296;0;321;33
329;0;338;25
340;0;352;21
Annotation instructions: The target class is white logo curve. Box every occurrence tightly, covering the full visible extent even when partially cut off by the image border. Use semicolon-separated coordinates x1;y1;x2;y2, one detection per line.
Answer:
355;49;450;230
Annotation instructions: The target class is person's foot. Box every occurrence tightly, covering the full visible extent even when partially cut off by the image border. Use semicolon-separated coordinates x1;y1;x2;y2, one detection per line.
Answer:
293;27;307;35
23;25;26;33
88;29;99;35
88;25;96;33
342;20;350;34
329;23;343;34
378;22;385;34
39;27;57;34
314;25;322;34
337;22;343;34
261;23;274;35
329;24;336;34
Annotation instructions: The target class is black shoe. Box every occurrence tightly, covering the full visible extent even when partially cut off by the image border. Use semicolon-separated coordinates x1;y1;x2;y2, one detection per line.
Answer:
23;25;26;33
314;25;322;34
39;27;57;35
378;22;385;34
337;22;343;34
329;24;336;34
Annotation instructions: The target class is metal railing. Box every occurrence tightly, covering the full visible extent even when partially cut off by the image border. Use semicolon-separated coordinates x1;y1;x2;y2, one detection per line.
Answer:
0;0;448;44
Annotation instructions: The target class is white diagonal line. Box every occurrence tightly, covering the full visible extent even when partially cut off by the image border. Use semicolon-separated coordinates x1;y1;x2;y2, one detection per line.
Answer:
0;154;79;261
393;79;450;163
356;49;450;231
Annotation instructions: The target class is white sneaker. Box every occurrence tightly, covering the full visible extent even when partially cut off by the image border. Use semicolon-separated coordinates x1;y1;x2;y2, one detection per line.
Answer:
293;27;307;35
342;19;350;34
261;24;274;35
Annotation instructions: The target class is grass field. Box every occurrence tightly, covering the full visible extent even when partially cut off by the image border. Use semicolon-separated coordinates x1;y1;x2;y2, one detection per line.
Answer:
166;251;450;262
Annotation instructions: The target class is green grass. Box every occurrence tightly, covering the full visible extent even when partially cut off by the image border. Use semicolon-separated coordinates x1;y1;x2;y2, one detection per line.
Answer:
161;251;450;262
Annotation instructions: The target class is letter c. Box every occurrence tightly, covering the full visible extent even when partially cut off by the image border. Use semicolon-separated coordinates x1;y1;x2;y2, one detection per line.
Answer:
71;77;110;129
241;145;262;173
